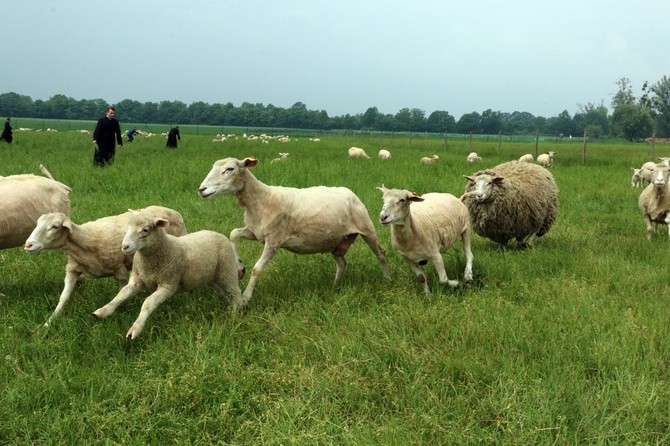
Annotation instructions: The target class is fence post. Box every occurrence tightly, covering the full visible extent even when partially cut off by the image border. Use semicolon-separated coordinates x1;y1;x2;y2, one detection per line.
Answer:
534;131;539;158
582;129;587;164
444;132;448;153
498;130;502;156
469;132;472;150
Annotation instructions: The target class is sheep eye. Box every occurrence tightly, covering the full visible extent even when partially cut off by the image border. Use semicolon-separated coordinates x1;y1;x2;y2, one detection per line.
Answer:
224;167;234;174
51;224;60;230
141;227;151;234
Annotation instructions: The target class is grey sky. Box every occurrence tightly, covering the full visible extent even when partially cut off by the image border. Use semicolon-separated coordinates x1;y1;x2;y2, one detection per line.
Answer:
3;0;668;119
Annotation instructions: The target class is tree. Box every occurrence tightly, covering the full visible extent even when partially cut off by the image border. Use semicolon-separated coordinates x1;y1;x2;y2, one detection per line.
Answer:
426;110;455;133
644;75;670;137
610;103;654;141
0;92;35;117
456;112;481;134
480;109;502;134
361;106;379;129
611;77;636;109
573;102;609;136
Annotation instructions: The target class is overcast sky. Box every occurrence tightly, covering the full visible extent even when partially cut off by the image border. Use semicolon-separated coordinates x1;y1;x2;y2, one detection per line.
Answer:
3;0;668;119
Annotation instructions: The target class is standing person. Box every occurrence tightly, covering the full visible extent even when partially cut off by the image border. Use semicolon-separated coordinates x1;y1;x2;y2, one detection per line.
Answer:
92;106;123;166
166;125;181;149
0;117;13;143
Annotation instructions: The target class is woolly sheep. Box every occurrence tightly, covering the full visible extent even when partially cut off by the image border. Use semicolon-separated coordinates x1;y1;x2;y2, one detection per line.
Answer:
92;210;242;339
639;161;658;187
24;206;188;325
631;168;643;188
638;164;670;238
657;157;670;167
377;186;473;293
461;160;559;247
378;149;391;160
348;147;370;159
0;164;71;250
518;154;534;163
420;155;439;165
537;151;556;167
466;152;482;164
198;157;391;304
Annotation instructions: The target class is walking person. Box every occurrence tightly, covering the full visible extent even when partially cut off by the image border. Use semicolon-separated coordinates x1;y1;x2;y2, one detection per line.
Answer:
92;106;123;166
166;125;181;149
0;117;13;143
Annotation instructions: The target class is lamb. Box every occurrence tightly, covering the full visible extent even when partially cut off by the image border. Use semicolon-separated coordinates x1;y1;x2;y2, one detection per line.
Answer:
0;164;71;250
348;147;370;159
377;186;473;294
420;155;439;165
198;157;391;304
24;206;188;325
271;152;289;163
631;168;643;188
537;151;556;167
518;154;534;163
466;152;482;164
378;149;391;160
92;210;242;340
460;160;559;247
638;163;670;238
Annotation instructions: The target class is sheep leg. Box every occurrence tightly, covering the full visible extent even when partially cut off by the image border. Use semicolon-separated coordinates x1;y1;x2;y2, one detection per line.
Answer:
213;266;245;311
461;228;474;282
360;232;391;281
126;285;177;340
331;234;357;283
92;274;144;319
430;254;460;289
405;258;430;294
242;243;278;302
230;227;257;277
45;269;80;326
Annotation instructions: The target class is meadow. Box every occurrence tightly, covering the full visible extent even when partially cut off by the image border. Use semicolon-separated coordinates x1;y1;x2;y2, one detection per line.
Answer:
1;124;670;445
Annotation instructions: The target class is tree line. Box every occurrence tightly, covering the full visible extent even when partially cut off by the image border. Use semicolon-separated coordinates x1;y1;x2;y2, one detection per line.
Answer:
1;76;668;139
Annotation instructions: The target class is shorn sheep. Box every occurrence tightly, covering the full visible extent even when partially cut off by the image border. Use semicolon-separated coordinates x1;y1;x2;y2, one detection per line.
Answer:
638;163;670;238
378;149;391;160
92;209;242;340
348;147;370;159
537;151;556;167
0;164;71;250
518;154;534;163
639;161;657;187
420;155;439;165
461;160;559;247
377;186;473;294
198;157;391;304
24;206;188;325
631;168;643;188
466;152;482;164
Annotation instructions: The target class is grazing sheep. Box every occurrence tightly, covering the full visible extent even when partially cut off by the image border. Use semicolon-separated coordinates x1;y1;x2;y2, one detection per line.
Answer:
0;164;71;250
537;151;556;167
92;210;242;340
198;157;391;304
348;147;370;159
24;206;188;325
518;154;534;163
271;152;289;163
461;160;559;247
377;186;473;294
420;155;439;165
638;164;670;238
466;152;482;164
631;168;643;188
378;149;391;160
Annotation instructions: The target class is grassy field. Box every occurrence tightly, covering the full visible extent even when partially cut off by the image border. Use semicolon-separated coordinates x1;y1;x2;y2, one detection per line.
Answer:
1;127;670;445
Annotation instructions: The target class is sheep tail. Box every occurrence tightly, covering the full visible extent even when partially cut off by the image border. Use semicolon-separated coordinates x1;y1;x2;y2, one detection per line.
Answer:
38;164;55;180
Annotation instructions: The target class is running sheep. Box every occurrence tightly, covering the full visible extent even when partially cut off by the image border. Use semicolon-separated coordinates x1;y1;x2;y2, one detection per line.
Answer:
377;186;473;294
461;160;559;247
92;209;242;340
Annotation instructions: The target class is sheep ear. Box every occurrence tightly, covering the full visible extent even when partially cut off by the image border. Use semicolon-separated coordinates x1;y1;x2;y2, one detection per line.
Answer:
244;157;259;168
409;193;424;202
154;218;170;228
62;217;73;233
377;184;387;193
463;175;475;182
127;208;139;214
492;176;505;184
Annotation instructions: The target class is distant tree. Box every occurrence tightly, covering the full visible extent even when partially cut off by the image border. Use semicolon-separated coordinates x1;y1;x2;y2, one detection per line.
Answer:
426;110;456;133
501;111;536;134
643;75;670;137
545;110;576;137
610;103;654;141
611;77;636;109
0;92;35;117
394;108;412;131
480;109;502;134
573;102;609;136
456;112;481;134
361;106;379;129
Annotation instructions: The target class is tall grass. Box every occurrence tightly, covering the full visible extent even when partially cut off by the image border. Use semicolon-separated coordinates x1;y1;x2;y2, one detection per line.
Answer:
1;129;670;445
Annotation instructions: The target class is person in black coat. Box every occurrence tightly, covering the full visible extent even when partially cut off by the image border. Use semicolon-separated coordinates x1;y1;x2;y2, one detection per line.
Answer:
166;126;181;148
0;117;13;143
92;106;123;166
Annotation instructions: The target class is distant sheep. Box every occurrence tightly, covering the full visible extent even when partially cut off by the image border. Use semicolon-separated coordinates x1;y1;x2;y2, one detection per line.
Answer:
466;152;482;164
631;168;643;188
638;163;670;237
461;160;559;247
271;152;289;163
92;210;241;340
378;149;391;160
518;154;534;163
537;151;556;167
24;206;188;325
198;157;391;304
420;155;439;165
378;186;473;293
348;147;370;159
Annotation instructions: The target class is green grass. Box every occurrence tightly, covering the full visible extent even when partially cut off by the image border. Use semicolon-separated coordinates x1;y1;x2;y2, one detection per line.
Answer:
1;129;670;445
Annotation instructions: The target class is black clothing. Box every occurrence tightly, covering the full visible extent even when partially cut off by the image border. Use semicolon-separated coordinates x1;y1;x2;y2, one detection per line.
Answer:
0;120;12;143
93;116;122;166
166;127;181;148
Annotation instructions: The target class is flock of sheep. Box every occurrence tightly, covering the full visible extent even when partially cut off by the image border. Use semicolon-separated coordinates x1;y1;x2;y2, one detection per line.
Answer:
0;146;565;340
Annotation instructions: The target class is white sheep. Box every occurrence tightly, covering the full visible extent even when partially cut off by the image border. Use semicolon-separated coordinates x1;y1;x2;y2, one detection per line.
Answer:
638;163;670;238
92;210;242;340
24;206;188;325
378;149;391;160
348;147;370;159
420;155;439;165
377;186;474;294
631;168;643;188
198;157;391;304
639;161;657;187
657;157;670;167
537;151;556;167
518;154;534;163
270;152;289;163
0;164;71;250
466;152;482;164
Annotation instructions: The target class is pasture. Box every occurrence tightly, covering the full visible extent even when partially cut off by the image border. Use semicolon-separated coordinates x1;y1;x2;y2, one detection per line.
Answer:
1;127;670;445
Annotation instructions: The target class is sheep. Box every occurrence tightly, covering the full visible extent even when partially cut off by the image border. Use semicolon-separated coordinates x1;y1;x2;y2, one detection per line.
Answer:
639;161;657;187
631;168;643;188
24;206;188;325
638;163;670;238
518;154;534;163
0;164;71;250
537;151;556;167
377;186;473;294
198;157;391;304
420;155;439;165
461;160;559;248
92;210;242;340
348;147;370;159
271;152;289;163
378;149;391;160
657;157;670;167
466;152;482;164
